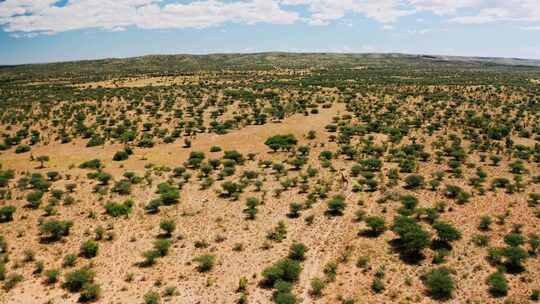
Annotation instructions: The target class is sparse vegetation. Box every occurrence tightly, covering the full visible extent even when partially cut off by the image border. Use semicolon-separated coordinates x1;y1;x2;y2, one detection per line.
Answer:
0;53;539;303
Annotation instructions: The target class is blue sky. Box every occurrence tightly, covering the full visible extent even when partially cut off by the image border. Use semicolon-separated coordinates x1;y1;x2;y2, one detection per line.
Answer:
1;0;540;65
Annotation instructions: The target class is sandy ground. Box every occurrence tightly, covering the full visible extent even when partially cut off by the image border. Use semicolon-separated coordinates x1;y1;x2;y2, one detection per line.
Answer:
0;83;539;304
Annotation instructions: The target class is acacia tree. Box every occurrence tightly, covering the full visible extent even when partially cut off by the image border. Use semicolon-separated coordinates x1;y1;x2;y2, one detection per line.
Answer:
264;134;297;152
36;155;49;168
391;216;431;258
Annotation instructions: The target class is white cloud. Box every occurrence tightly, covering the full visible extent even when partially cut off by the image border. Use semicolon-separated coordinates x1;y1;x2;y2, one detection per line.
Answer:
407;0;481;15
281;0;414;25
449;0;540;24
1;0;540;36
0;0;298;34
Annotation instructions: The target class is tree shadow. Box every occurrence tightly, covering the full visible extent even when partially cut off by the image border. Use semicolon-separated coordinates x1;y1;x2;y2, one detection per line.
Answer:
388;239;425;264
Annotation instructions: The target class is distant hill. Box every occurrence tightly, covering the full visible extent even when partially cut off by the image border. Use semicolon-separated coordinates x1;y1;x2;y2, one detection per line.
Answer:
1;52;539;82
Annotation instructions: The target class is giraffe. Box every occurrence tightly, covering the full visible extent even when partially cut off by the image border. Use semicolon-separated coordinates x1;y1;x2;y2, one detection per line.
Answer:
339;168;349;190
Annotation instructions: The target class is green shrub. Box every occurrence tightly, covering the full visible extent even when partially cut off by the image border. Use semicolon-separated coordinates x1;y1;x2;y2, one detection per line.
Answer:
15;145;31;153
80;240;99;258
310;277;325;297
154;239;171;257
404;174;425;189
142;250;160;266
104;200;132;217
79;283;101;302
423;267;454;300
0;261;5;281
195;254;215;272
391;216;431;256
267;221;287;242
262;259;302;286
210;146;222;152
159;219;176;237
0;205;16;222
3;273;23;290
26;190;44;209
62;268;95;292
371;277;384;293
40;220;73;242
433;221;462;245
487;271;508;297
144;291;161;304
63;254;77;267
79;159;102;169
364;216;386;237
326;195;347;216
289;243;308;261
145;199;162;214
113;150;129;161
45;269;60;284
265;134;297;152
157;183;180;205
531;289;540;301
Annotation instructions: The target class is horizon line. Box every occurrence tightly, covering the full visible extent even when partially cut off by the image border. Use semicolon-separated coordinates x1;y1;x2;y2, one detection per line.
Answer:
2;51;540;67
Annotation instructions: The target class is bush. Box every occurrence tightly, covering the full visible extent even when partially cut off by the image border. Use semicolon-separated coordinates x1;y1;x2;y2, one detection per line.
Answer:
487;271;508;297
15;145;31;153
404;174;425;189
62;268;95;292
0;205;16;222
112;180;132;195
210;146;222;152
531;289;540;301
45;269;60;284
221;181;241;198
479;216;492;231
360;158;382;171
79;283;101;302
113;150;129;161
185;151;205;168
244;197;259;220
267;221;287;242
501;246;528;272
26;190;44;209
144;291;161;304
223;150;245;164
264;134;297;152
274;291;297;304
423;267;454;300
287;203;302;218
154;239;171;257
142;250;160;266
105;200;133;217
63;254;78;267
310;277;325;297
40;220;73;242
80;240;99;258
326;195;347;216
364;216;386;237
371;277;384;293
262;259;302;286
3;273;23;290
195;254;215;272
433;221;462;245
79;159;102;169
157;183;180;205
391;216;431;256
400;195;418;211
289;243;308;261
159;219;176;237
504;233;525;247
145;199;162;214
